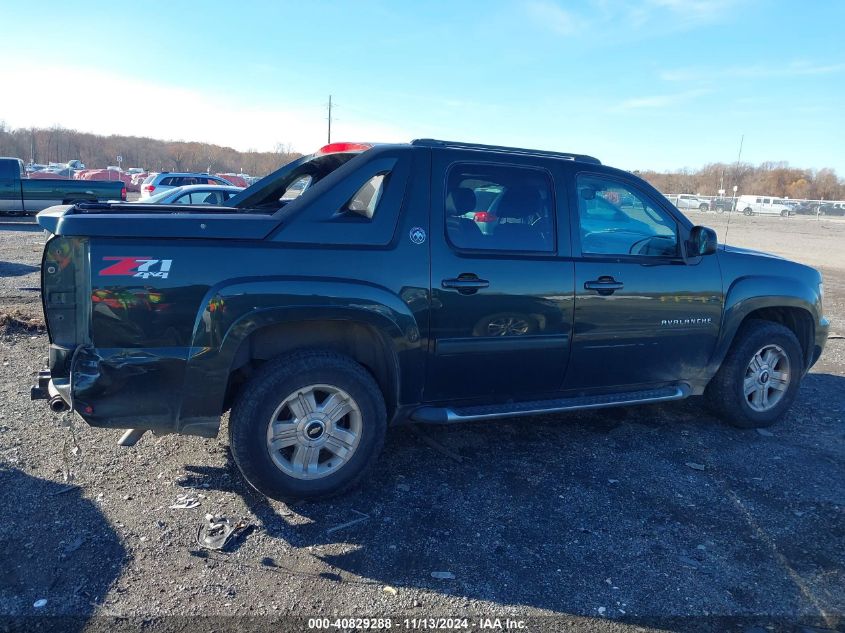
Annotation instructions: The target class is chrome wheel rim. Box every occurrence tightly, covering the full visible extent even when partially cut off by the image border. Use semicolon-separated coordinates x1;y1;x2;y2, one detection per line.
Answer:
744;344;790;412
265;384;362;480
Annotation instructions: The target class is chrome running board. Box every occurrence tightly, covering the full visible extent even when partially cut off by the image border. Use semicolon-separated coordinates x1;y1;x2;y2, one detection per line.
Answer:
411;385;689;424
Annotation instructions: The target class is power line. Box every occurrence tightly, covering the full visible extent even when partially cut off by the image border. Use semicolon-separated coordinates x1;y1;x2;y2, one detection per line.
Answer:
326;95;334;144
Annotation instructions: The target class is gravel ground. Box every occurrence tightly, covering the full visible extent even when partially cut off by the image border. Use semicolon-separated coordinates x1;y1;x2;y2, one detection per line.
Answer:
0;213;843;633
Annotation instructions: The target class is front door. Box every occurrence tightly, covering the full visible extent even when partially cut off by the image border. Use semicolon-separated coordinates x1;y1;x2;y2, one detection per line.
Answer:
565;172;722;390
0;160;23;214
425;154;575;402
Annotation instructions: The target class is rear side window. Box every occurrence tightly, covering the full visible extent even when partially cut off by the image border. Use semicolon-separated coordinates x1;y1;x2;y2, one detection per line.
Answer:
0;160;18;179
273;151;411;246
445;164;555;252
344;173;387;219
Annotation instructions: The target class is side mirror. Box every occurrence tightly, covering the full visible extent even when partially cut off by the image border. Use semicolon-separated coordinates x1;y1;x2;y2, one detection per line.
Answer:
689;225;717;256
580;187;596;201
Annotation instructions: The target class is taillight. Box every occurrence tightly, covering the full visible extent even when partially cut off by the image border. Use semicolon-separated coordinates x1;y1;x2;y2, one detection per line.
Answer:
143;185;155;193
121;187;127;200
474;211;496;222
317;142;372;154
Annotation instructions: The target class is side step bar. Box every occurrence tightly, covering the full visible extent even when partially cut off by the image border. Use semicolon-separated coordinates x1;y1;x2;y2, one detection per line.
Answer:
410;385;690;424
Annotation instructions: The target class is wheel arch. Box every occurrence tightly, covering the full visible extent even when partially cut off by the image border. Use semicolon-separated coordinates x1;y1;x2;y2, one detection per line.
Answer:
225;316;401;422
710;276;819;377
176;277;423;437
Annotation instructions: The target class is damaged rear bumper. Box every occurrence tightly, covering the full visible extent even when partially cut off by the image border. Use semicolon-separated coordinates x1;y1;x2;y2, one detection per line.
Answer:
31;344;221;438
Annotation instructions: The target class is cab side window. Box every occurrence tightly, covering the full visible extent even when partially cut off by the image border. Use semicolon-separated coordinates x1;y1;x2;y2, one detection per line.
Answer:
576;175;678;258
445;164;555;252
343;173;387;220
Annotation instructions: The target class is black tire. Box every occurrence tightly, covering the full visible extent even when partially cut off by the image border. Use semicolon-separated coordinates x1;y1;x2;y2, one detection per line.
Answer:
743;208;753;216
229;350;387;501
780;209;789;217
699;203;709;211
705;319;803;428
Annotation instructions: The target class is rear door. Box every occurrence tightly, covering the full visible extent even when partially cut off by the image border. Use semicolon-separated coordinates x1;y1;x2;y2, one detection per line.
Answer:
425;150;575;402
0;159;24;214
566;170;722;390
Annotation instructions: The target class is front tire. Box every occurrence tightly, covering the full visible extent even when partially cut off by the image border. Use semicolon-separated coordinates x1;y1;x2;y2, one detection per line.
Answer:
229;350;387;501
705;320;803;428
743;208;753;216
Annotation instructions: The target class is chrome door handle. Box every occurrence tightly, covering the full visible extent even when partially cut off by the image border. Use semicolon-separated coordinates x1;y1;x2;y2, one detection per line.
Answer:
442;276;489;294
584;276;624;295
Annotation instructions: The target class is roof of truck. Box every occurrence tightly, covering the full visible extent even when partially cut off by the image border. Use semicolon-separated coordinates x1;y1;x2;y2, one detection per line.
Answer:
411;138;601;165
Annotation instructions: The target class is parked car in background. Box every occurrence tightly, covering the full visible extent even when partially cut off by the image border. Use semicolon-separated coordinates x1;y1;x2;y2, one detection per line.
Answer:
216;173;249;188
708;197;733;213
735;195;792;216
0;156;125;215
134;184;244;205
140;172;234;199
816;203;845;216
791;202;820;215
673;194;710;211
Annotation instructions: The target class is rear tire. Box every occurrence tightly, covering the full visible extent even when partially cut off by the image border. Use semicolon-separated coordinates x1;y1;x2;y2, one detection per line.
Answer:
705;319;803;428
743;208;753;216
229;350;387;501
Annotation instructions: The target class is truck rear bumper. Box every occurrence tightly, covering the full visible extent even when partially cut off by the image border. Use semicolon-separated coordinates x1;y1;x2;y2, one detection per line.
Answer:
32;345;220;438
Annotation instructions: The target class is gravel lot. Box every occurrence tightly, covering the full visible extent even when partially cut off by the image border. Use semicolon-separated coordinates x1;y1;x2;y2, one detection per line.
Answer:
0;213;842;632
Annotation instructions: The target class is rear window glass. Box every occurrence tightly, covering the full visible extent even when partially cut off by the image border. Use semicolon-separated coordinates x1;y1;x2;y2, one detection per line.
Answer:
228;153;359;211
0;160;19;179
344;173;387;219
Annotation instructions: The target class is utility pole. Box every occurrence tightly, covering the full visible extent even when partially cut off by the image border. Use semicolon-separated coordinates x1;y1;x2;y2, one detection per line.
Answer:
327;95;333;144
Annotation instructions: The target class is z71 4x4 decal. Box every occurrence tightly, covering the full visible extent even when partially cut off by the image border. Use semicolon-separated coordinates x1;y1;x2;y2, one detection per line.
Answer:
99;257;173;279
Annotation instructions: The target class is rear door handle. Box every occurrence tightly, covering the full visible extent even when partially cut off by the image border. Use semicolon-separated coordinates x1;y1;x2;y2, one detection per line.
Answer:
442;275;489;294
584;276;624;294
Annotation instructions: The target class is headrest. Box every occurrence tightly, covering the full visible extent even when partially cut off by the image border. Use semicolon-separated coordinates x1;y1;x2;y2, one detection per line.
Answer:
447;187;476;215
496;187;543;219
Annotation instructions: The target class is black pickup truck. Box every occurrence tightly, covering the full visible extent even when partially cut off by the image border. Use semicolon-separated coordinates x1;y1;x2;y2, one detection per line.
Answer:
32;140;829;501
0;157;125;216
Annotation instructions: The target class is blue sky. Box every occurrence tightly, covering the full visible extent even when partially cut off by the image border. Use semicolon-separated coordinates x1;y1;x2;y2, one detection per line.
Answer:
1;0;843;172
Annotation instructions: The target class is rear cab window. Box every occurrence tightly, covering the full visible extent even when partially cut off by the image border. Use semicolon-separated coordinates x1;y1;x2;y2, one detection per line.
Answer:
230;145;412;245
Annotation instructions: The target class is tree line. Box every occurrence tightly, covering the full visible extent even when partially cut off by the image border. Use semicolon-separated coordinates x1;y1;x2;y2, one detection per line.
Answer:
0;123;302;176
2;123;844;199
637;161;845;201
